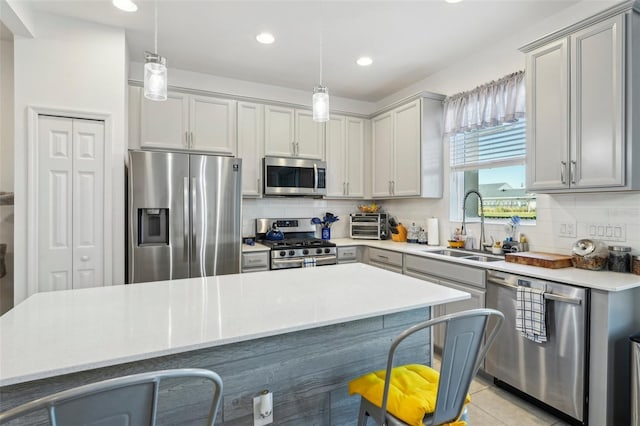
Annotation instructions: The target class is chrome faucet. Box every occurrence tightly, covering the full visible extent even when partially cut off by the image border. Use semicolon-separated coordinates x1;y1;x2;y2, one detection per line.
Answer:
461;189;488;252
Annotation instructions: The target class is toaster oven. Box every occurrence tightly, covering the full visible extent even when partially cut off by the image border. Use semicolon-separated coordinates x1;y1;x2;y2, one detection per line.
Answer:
350;213;389;240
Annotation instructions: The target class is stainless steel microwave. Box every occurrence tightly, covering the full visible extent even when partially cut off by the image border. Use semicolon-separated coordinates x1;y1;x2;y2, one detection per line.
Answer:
263;157;327;196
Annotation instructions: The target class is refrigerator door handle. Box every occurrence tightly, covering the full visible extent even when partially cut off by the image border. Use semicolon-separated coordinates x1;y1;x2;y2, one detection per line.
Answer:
192;177;197;258
183;177;189;261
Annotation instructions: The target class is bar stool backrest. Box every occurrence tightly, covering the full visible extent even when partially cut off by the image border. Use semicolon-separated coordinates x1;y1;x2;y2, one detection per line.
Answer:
0;368;223;426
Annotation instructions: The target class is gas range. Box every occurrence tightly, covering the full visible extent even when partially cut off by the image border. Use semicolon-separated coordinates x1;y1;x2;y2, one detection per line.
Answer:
256;218;337;269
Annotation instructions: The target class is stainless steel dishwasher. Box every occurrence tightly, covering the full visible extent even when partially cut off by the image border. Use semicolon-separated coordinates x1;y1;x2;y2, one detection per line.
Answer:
485;270;589;425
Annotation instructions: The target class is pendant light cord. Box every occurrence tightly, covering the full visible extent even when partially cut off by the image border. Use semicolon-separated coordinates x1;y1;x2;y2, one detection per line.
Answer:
319;31;323;85
154;0;158;54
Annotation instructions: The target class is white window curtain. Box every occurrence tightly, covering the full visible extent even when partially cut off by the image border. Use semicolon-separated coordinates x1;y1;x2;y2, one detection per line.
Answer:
443;71;525;136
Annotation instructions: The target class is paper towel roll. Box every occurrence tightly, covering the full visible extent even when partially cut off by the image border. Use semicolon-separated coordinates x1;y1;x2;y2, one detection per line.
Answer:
427;218;439;246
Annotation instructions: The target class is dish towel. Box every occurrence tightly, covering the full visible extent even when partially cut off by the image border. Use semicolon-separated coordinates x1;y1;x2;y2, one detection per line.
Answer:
515;286;547;343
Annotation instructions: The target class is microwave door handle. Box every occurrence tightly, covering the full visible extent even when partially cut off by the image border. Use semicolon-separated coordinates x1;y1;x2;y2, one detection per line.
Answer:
313;163;318;192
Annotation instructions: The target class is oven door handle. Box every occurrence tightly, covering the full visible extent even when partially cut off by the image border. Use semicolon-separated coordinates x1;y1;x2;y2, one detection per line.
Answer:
488;277;582;305
314;254;337;265
272;258;305;267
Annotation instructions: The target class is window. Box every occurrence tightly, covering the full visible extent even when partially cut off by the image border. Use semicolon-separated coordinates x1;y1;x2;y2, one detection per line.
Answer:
450;120;536;221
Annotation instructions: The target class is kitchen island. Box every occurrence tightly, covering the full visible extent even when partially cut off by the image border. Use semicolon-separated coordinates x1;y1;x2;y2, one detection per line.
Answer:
0;263;468;424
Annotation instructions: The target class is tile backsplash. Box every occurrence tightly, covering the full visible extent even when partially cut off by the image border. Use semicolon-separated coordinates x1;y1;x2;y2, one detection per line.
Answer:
243;191;640;255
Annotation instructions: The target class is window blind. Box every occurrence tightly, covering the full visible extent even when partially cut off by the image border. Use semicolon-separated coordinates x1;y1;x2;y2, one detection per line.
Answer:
450;120;526;172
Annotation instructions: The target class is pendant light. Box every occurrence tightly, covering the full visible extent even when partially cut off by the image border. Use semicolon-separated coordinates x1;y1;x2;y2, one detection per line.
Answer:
312;20;329;122
144;0;167;101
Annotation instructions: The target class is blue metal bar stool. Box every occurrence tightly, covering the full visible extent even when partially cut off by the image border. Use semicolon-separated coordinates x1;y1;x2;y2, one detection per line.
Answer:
0;368;223;426
350;308;504;426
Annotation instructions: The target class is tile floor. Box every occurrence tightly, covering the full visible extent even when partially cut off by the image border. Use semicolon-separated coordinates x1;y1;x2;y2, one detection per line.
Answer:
433;357;571;426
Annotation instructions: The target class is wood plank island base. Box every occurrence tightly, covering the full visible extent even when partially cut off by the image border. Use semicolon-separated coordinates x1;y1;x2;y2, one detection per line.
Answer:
0;264;469;425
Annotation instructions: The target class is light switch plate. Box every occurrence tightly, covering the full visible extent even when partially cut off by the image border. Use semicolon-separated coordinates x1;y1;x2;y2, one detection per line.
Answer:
557;221;576;238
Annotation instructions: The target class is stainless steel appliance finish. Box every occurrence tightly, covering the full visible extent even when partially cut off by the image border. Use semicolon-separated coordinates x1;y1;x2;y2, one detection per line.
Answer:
256;218;337;269
485;270;589;423
128;150;242;283
349;213;389;240
263;157;327;196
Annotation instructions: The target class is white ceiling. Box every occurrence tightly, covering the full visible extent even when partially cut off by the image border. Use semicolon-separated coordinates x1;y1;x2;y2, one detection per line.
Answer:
22;0;580;102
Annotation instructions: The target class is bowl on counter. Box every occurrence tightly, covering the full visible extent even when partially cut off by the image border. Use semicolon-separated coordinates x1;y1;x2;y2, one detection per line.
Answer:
447;240;465;248
357;204;381;213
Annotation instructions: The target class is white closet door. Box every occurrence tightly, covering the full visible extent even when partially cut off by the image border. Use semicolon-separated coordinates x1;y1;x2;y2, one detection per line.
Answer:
38;116;74;292
73;119;104;289
38;116;105;292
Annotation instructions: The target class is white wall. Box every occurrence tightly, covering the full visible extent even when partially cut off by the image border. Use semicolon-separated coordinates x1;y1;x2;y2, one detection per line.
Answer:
0;37;14;314
0;39;13;192
13;12;127;303
374;0;640;256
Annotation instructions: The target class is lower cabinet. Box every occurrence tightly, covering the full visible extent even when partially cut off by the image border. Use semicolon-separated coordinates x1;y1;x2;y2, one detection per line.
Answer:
241;251;269;273
403;254;486;353
364;247;403;274
337;246;360;264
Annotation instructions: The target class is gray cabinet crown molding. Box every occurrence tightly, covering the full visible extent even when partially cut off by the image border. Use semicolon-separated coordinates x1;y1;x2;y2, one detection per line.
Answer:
128;79;370;119
520;0;639;53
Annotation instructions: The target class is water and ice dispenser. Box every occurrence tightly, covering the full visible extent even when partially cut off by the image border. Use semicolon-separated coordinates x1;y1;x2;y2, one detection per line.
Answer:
138;208;169;246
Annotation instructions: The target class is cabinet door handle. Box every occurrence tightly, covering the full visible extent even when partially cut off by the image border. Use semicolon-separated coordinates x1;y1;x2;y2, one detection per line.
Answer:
343;182;346;195
185;131;189;148
560;161;567;184
292;141;296;156
347;182;349;195
570;160;577;185
389;180;392;195
392;181;395;195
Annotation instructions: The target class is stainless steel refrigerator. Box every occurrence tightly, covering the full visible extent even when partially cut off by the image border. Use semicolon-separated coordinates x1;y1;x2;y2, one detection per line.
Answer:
127;150;242;283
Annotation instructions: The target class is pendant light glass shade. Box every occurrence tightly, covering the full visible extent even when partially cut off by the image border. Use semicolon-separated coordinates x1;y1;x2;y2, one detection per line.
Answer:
144;52;167;101
312;85;329;122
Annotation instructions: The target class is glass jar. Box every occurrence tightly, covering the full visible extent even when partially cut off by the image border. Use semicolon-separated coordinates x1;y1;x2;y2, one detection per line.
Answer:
571;239;609;270
633;255;640;275
608;246;631;272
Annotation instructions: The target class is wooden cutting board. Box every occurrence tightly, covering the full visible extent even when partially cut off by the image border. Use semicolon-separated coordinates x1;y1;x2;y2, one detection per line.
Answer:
505;251;573;269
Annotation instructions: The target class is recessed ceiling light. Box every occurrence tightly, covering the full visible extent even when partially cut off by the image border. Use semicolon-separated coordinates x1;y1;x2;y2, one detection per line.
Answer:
256;32;275;45
445;0;463;3
356;57;373;67
112;0;138;12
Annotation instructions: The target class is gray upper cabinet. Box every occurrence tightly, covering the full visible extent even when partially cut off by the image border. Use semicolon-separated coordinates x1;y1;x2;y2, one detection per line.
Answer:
264;105;324;159
325;115;365;198
523;3;640;192
136;88;237;156
371;96;444;199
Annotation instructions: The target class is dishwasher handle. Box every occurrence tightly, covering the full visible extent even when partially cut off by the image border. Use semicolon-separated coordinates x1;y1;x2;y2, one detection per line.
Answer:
487;275;582;305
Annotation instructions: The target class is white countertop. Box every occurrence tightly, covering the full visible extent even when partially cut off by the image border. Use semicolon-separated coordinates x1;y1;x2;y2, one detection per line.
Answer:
241;242;270;252
329;238;640;292
0;263;468;387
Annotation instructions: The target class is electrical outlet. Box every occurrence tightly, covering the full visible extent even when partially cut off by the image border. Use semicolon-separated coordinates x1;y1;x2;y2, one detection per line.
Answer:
253;392;273;426
557;221;576;238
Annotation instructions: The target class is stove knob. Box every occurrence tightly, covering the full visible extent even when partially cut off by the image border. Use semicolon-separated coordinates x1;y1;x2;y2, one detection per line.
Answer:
289;250;295;256
279;251;286;257
324;248;331;254
316;248;323;254
303;249;309;255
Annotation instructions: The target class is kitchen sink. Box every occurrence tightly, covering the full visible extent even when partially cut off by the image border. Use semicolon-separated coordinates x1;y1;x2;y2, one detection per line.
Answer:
423;249;503;262
426;249;475;258
463;255;502;262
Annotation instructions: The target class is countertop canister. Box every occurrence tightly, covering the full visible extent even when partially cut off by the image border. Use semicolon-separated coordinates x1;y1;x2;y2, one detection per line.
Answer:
608;245;631;273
